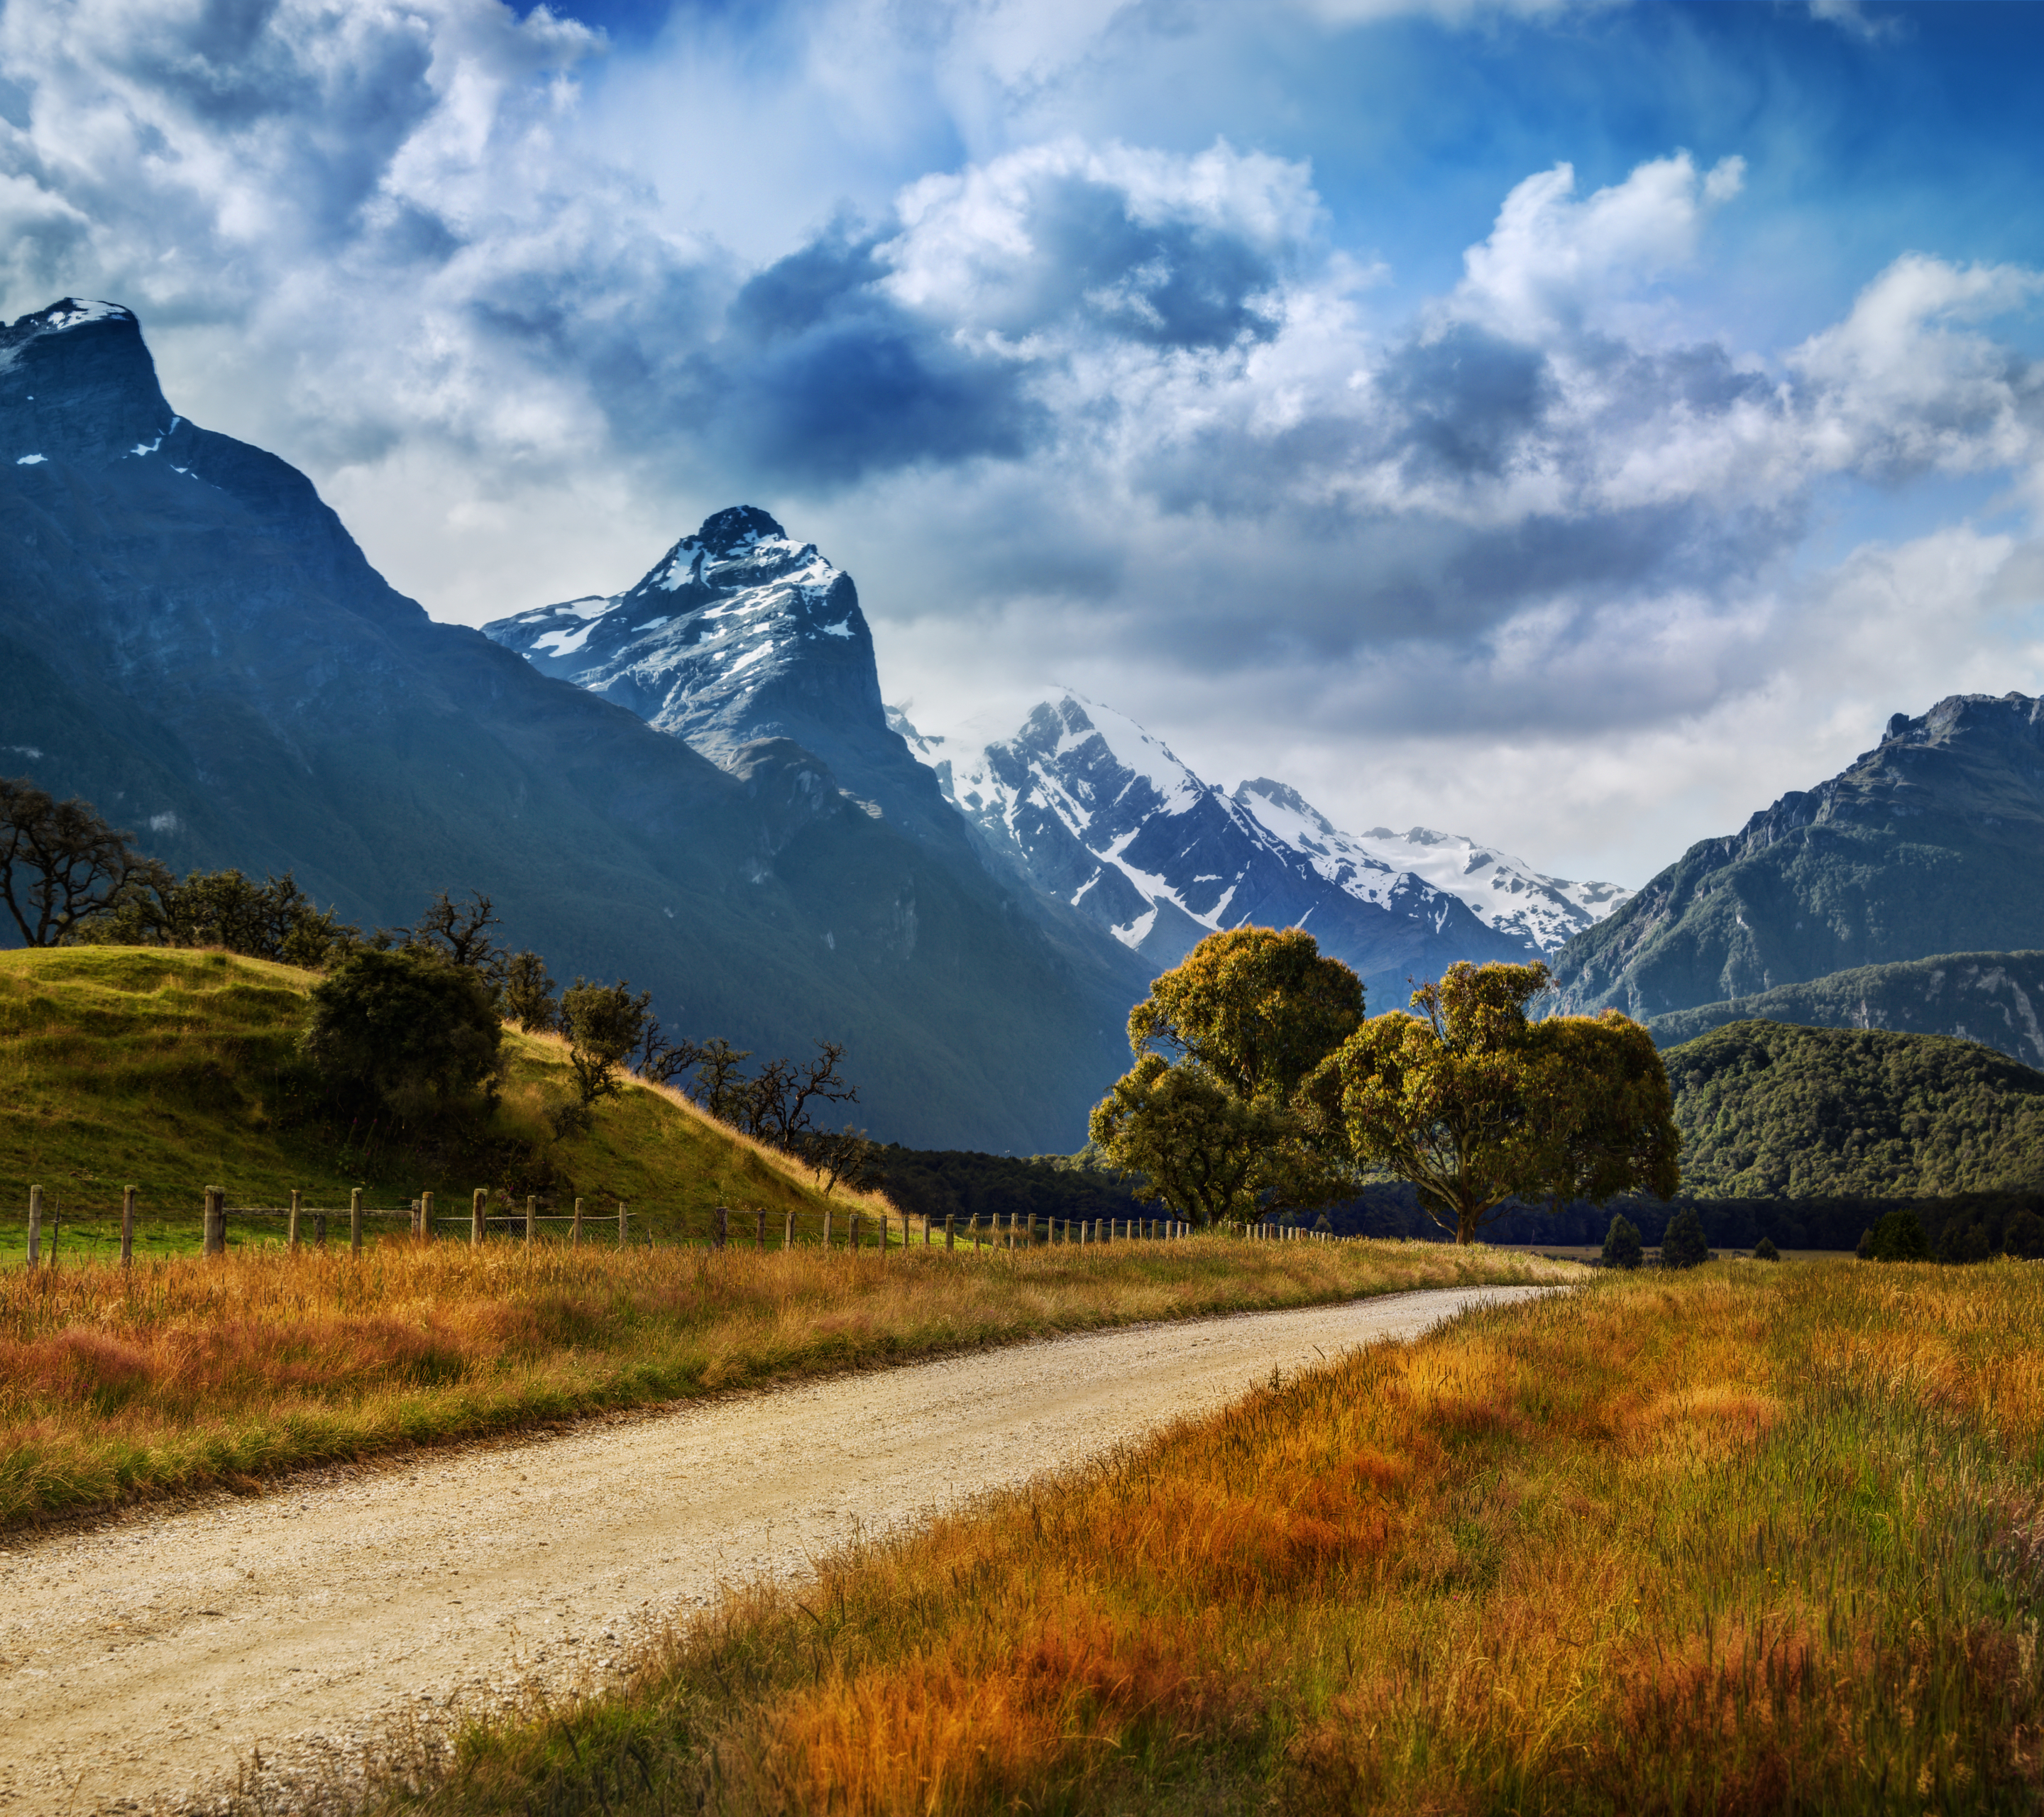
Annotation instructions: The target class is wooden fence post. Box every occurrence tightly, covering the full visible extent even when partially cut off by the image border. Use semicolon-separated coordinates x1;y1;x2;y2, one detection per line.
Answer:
821;1207;832;1251
526;1195;536;1245
289;1188;302;1251
620;1200;629;1247
715;1204;727;1249
784;1208;794;1249
119;1185;136;1268
203;1186;226;1256
316;1211;327;1246
26;1185;41;1265
573;1197;583;1245
756;1207;766;1250
472;1188;485;1246
420;1190;434;1242
850;1212;862;1252
351;1188;363;1255
945;1212;955;1251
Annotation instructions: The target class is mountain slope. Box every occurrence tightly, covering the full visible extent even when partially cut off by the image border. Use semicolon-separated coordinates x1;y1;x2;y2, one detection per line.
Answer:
1645;950;2044;1069
908;694;1627;1009
1663;1019;2044;1199
1550;693;2044;1019
0;298;1134;1151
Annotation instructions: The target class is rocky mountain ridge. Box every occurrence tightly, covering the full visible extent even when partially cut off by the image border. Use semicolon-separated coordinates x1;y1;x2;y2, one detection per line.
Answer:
1549;692;2044;1020
901;693;1630;1009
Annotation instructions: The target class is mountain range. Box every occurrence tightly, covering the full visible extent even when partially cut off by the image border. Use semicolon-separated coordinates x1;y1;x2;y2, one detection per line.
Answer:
0;299;1142;1151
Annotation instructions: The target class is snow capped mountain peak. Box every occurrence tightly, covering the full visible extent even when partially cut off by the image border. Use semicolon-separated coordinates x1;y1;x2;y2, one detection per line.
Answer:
1231;777;1630;954
910;691;1631;999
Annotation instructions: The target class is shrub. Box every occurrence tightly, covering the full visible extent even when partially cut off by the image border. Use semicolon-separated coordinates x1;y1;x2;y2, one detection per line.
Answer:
2006;1207;2044;1260
559;977;652;1109
1857;1226;1876;1260
1752;1235;1780;1262
1601;1212;1644;1270
301;948;502;1120
1660;1204;1710;1269
1868;1205;1929;1262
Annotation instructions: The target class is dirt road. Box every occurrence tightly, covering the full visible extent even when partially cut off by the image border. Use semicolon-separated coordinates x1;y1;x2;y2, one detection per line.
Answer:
0;1284;1551;1814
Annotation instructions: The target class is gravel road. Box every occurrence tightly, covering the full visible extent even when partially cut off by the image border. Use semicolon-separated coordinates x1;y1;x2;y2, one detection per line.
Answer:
0;1284;1550;1814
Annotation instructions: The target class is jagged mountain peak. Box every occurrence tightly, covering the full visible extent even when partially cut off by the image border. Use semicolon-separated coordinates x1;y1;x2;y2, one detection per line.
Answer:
1;295;179;471
484;506;963;846
913;691;1627;999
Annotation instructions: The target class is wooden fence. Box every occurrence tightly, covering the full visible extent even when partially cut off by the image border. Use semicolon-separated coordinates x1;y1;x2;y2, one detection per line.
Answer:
13;1184;1348;1266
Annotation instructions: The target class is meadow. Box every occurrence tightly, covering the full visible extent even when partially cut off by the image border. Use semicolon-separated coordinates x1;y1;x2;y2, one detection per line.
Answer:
0;1234;1572;1529
353;1259;2044;1816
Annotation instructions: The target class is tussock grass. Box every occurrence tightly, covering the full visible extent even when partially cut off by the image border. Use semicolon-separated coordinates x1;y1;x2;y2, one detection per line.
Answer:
374;1261;2044;1816
0;1235;1571;1528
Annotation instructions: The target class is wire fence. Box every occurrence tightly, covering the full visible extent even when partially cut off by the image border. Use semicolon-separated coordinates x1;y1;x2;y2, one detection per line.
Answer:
9;1182;1348;1267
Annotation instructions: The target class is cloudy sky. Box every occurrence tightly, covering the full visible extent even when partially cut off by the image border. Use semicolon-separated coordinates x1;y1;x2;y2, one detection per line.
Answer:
3;0;2041;885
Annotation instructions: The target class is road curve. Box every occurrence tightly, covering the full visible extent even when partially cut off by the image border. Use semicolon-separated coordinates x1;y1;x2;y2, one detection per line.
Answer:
0;1284;1551;1814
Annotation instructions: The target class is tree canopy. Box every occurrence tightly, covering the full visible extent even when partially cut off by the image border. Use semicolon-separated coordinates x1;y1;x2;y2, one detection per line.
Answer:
0;776;164;947
1321;960;1681;1245
300;948;503;1120
1092;927;1363;1225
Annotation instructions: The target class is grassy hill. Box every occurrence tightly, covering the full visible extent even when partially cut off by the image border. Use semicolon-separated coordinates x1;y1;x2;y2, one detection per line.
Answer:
1663;1017;2044;1199
0;945;884;1255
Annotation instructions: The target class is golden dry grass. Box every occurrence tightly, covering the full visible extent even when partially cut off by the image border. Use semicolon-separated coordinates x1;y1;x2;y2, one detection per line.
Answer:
0;1233;1573;1528
375;1259;2044;1816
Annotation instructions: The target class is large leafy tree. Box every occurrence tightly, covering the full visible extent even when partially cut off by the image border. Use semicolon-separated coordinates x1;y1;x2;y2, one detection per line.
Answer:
1092;928;1364;1225
1319;960;1681;1245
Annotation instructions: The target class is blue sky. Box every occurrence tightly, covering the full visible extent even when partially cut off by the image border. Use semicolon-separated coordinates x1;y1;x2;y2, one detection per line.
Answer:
1;0;2041;883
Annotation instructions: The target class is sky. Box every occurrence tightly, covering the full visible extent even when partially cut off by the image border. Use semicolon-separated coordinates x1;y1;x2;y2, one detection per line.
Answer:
2;0;2043;886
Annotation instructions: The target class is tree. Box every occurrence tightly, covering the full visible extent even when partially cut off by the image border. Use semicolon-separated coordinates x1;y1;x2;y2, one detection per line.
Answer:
1602;1212;1644;1270
690;1038;754;1122
404;890;508;987
633;1013;704;1087
501;950;559;1032
1752;1236;1781;1262
0;777;167;947
1660;1203;1710;1268
2006;1209;2044;1260
81;866;358;966
1089;1054;1285;1226
300;948;502;1119
1128;926;1364;1102
1322;961;1682;1246
1869;1205;1929;1261
1092;928;1363;1226
559;977;652;1110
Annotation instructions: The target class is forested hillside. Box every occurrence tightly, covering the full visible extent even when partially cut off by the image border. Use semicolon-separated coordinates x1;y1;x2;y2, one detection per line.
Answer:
1661;1019;2044;1199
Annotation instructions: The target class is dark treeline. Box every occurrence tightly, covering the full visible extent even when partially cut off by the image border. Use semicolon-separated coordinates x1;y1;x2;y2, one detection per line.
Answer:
1307;1180;2044;1258
875;1148;1148;1231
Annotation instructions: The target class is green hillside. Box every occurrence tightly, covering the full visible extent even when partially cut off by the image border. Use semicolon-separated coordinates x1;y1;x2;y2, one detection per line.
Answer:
0;946;878;1255
1644;950;2044;1068
1664;1019;2044;1199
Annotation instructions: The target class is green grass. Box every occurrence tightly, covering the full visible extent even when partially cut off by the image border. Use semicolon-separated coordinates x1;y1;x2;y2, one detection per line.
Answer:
0;945;889;1254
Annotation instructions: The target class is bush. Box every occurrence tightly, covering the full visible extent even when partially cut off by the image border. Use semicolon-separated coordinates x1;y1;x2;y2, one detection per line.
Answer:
1868;1205;1929;1262
301;948;502;1120
1857;1226;1876;1260
559;977;651;1109
1660;1204;1710;1269
1601;1212;1644;1270
1752;1235;1780;1262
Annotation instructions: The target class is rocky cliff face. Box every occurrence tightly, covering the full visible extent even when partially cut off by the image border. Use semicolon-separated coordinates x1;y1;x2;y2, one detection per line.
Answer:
1549;693;2044;1019
0;300;1138;1151
909;693;1627;1011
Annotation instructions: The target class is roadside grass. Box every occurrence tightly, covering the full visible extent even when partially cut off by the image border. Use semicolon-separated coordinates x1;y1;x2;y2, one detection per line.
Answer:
363;1260;2044;1816
0;945;893;1257
0;1234;1575;1529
